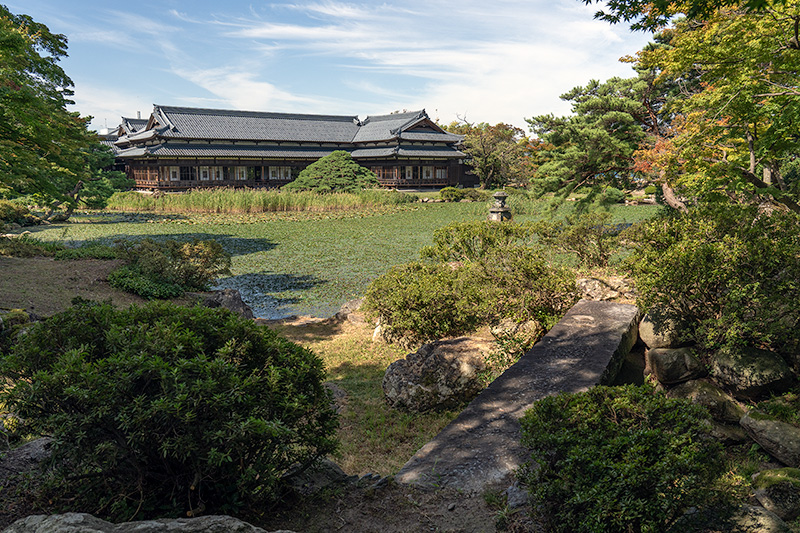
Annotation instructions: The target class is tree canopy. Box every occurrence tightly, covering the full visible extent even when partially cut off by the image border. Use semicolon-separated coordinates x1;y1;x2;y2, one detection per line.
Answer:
0;5;128;216
444;121;534;189
282;150;379;193
581;0;788;31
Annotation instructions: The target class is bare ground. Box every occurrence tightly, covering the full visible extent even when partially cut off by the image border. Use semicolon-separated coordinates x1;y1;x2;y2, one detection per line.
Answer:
0;257;535;532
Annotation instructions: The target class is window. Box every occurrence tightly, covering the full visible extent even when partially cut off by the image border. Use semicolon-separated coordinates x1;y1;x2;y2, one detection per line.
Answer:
179;166;196;181
405;166;414;180
169;166;180;181
199;166;210;181
210;166;222;180
247;166;262;181
436;167;447;181
269;166;292;180
422;166;434;180
236;167;247;180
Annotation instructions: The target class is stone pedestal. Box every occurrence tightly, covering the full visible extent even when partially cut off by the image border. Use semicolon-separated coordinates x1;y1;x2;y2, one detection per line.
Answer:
488;190;511;221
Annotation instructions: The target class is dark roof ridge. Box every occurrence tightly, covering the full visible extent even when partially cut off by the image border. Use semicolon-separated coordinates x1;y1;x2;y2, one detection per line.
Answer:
362;109;425;124
154;104;359;123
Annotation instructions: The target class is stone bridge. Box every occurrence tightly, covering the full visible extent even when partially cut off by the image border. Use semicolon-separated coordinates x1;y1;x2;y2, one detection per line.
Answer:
394;299;639;493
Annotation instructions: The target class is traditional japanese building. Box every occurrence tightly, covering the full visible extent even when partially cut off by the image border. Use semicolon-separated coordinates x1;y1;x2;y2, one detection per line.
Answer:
112;105;469;190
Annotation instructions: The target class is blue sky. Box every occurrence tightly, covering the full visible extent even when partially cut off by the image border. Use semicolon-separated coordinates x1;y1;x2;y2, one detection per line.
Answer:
9;0;652;132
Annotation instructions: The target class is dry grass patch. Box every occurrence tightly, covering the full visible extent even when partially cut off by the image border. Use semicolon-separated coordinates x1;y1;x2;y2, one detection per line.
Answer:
268;319;457;476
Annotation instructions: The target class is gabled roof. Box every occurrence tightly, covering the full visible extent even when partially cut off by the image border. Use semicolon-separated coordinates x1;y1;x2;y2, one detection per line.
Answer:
120;105;462;146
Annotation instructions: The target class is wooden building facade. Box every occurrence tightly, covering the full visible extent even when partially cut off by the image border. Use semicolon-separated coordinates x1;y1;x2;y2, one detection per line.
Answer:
112;106;468;191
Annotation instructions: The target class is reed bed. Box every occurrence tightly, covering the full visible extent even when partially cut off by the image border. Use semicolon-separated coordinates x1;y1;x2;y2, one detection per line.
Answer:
106;188;417;214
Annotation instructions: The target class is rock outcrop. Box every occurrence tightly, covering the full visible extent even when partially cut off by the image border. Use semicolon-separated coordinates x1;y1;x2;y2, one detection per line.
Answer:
2;513;292;533
711;347;794;400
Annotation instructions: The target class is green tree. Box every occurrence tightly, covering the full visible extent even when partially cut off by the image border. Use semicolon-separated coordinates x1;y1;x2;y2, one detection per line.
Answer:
0;5;128;217
445;121;532;189
632;4;800;212
282;150;378;193
527;77;649;203
581;0;788;31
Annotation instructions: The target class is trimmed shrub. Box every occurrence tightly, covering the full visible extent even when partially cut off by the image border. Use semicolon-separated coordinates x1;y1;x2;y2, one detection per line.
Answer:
111;238;231;298
626;202;800;352
599;186;626;204
282;151;378;193
364;247;576;344
363;262;483;343
644;185;658;194
420;220;533;262
0;200;40;227
0;301;338;520
519;385;728;533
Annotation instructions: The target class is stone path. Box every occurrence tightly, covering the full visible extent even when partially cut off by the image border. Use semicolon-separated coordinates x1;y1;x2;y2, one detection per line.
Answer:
394;299;639;493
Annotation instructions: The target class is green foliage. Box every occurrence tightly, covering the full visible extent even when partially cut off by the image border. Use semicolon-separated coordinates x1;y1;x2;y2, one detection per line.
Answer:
283;151;378;193
111;238;232;298
0;200;40;226
0;7;126;215
365;221;577;343
0;301;338;519
519;385;728;533
54;242;118;260
626;202;800;352
755;389;800;427
438;187;489;203
600;186;626;204
531;211;626;268
644;185;658;194
444;122;533;189
420;220;532;262
0;234;64;257
363;262;483;343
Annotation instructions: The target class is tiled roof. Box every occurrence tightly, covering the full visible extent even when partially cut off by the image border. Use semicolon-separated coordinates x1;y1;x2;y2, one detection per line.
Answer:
401;131;463;142
153;106;361;143
352;110;427;143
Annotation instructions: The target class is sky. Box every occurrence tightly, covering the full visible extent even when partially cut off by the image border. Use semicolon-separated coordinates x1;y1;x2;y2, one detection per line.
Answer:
8;0;653;133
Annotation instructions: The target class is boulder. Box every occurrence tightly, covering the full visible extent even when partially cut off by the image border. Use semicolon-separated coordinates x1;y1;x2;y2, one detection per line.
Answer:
0;438;51;486
198;289;254;320
645;347;706;385
576;276;635;302
284;457;349;496
724;504;794;533
666;379;744;424
752;468;800;521
334;299;367;324
638;313;682;349
2;513;293;533
740;411;800;467
489;318;543;348
382;337;490;412
711;347;794;400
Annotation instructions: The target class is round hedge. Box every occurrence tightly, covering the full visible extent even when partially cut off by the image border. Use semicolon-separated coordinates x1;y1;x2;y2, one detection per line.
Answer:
0;301;338;520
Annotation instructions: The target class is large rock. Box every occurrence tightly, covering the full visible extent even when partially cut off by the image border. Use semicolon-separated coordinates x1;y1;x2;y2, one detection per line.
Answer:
724;504;794;533
197;289;254;320
334;299;367;324
2;513;294;533
646;347;706;385
382;337;490;412
0;438;51;486
638;312;683;349
711;347;794;400
753;468;800;521
666;379;744;424
741;411;800;467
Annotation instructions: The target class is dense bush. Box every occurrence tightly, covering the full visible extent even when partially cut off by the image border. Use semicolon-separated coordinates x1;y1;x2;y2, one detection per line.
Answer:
0;200;40;227
0;301;338;520
282;151;378;193
364;232;576;344
0;235;64;257
531;211;627;268
626;202;800;352
363;262;483;343
599;186;626;204
420;220;532;262
111;238;231;298
519;385;728;533
438;187;489;202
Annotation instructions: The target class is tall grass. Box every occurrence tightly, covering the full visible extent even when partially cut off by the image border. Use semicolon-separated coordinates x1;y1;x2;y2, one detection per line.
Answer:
106;188;417;214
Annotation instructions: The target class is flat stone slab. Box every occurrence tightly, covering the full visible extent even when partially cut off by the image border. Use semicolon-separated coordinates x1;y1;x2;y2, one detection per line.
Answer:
395;299;639;493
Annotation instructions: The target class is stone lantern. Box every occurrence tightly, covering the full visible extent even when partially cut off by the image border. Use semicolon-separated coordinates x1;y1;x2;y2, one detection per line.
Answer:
488;190;511;222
